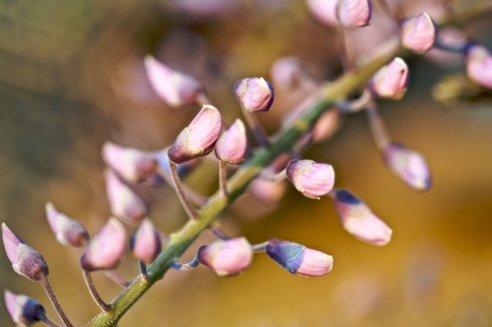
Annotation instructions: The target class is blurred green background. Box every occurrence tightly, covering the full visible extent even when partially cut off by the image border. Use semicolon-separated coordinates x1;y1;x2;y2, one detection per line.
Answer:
1;0;492;326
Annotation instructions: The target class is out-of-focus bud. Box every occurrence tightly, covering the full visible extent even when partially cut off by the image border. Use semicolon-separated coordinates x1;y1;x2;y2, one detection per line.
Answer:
332;189;392;246
214;119;247;164
249;178;288;206
465;43;492;89
425;28;466;67
234;77;274;112
4;290;46;326
2;223;49;281
130;219;162;264
80;218;126;272
144;56;204;107
312;110;341;143
102;142;157;183
382;142;431;191
286;159;335;199
266;239;333;277
105;170;147;226
270;57;310;91
400;12;436;54
368;57;409;99
306;0;339;27
45;203;89;247
337;0;371;27
168;105;222;163
198;237;253;276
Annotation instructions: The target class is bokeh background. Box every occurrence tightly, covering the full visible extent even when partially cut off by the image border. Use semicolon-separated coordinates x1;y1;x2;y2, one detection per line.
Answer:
1;0;491;326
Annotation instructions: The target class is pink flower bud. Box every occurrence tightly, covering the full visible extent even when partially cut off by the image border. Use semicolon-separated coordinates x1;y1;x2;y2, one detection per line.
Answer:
144;56;204;107
168;105;223;163
368;57;409;99
249;178;288;205
382;142;431;191
270;57;309;91
105;170;147;226
332;189;392;246
45;203;89;247
198;237;253;276
131;219;162;264
400;12;436;54
306;0;339;27
465;44;492;89
102;142;157;183
337;0;371;27
2;223;49;281
266;239;333;277
214;119;248;164
312;110;340;143
234;77;274;112
80;218;126;271
286;159;335;199
4;290;46;325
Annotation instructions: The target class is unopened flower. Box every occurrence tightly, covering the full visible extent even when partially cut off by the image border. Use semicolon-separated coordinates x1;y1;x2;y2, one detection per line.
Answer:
337;0;371;27
465;43;492;89
102;142;157;183
368;57;409;99
270;57;310;91
312;110;340;143
266;239;333;277
144;56;204;107
286;159;335;199
332;189;392;246
215;119;248;164
198;237;253;276
306;0;339;27
234;77;274;112
131;219;162;264
80;218;126;271
401;12;436;53
249;178;288;205
45;203;89;247
168;105;222;163
2;223;49;281
105;170;147;226
4;290;46;326
382;142;431;191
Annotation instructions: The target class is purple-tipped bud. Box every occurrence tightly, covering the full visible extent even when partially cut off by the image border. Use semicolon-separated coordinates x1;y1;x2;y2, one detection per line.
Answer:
400;12;436;54
286;159;335;199
332;189;392;246
368;57;409;99
105;170;147;226
144;56;204;107
234;77;274;112
102;142;157;183
337;0;371;27
382;142;431;191
214;119;248;164
266;239;333;277
198;237;253;276
465;44;492;89
2;223;49;281
307;0;339;27
168;105;222;163
45;203;89;247
80;218;126;272
4;290;46;325
130;219;162;264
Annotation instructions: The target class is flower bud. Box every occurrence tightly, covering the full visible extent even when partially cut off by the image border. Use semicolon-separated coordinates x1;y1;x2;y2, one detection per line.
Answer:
337;0;371;27
144;56;204;107
312;110;340;143
198;237;253;276
465;43;492;89
306;0;339;27
214;119;247;164
266;239;333;277
4;290;46;326
270;57;310;91
168;105;222;163
234;77;274;112
286;159;335;199
368;57;409;99
45;203;89;247
249;178;288;205
130;219;162;264
102;142;157;183
2;223;49;281
332;189;392;246
382;142;431;191
80;218;126;271
400;12;436;54
105;170;147;226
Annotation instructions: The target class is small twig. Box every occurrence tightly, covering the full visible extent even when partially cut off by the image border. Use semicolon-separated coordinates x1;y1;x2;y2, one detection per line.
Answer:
208;224;231;240
366;102;391;149
169;162;198;219
38;274;73;327
170;256;200;271
156;165;208;206
39;313;61;327
242;109;271;147
218;161;229;199
139;261;149;282
252;241;269;253
83;271;111;312
104;270;130;288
